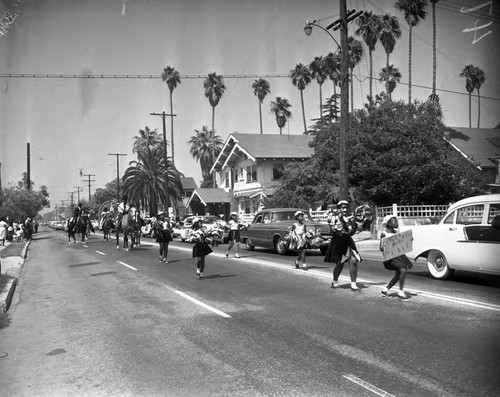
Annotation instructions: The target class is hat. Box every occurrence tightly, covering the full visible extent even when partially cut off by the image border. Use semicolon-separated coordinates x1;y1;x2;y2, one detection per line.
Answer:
337;200;349;208
294;210;304;219
230;211;238;216
192;217;200;223
382;214;397;225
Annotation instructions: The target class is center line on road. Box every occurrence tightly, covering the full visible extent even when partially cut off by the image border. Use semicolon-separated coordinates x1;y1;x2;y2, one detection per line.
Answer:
117;261;137;271
343;374;395;397
174;290;231;318
96;251;106;256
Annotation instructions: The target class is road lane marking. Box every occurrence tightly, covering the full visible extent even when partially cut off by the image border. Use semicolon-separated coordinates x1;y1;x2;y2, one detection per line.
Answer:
410;290;500;312
117;261;137;271
174;290;231;318
96;251;106;256
343;374;394;397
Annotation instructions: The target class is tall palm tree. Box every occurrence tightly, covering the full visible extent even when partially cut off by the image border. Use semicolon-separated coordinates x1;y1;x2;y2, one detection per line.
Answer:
122;146;182;216
355;11;381;99
459;64;476;128
379;13;402;68
473;67;486;128
270;97;292;135
251;77;271;134
379;64;402;99
430;0;439;99
309;56;327;122
290;63;312;134
324;51;341;120
132;126;162;157
203;72;226;187
161;66;181;166
188;126;224;182
395;0;428;104
347;36;364;114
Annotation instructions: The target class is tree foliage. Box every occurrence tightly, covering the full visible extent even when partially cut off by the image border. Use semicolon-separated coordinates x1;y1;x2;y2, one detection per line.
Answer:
267;95;484;208
0;173;50;221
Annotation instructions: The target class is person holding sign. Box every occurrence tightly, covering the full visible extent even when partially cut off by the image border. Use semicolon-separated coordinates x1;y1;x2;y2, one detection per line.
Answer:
380;215;413;301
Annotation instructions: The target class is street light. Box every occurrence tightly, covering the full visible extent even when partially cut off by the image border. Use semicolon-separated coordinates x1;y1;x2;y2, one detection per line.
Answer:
304;15;349;201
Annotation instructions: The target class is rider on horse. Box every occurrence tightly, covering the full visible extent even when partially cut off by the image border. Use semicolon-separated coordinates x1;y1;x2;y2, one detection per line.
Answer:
72;203;83;225
116;195;130;232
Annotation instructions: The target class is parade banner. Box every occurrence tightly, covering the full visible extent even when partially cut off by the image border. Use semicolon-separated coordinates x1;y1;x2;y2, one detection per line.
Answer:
382;229;413;261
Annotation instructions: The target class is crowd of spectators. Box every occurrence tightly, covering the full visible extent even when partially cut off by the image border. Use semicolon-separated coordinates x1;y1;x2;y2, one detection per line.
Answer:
0;216;38;245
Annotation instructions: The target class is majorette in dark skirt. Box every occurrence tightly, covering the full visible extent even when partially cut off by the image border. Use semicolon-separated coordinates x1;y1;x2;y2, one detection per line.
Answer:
225;211;247;259
189;218;213;279
324;200;363;290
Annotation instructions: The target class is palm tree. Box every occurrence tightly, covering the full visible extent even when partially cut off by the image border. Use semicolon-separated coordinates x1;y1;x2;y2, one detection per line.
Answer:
379;13;402;68
473;67;486;128
122;146;183;216
290;63;312;134
460;64;476;128
324;51;341;120
347;36;364;114
395;0;428;104
379;65;402;99
430;1;439;99
203;72;226;187
188;126;224;182
309;56;327;122
270;97;292;135
355;11;381;99
251;77;271;134
161;66;181;166
132;126;162;157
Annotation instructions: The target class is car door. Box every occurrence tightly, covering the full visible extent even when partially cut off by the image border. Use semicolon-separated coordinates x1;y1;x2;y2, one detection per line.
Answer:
245;213;265;247
477;202;500;272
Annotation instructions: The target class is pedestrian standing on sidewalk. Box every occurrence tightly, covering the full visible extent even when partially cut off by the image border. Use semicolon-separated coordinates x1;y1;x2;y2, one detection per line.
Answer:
155;213;173;263
225;211;245;259
289;210;310;270
190;218;213;279
0;217;7;246
324;200;362;290
380;215;412;301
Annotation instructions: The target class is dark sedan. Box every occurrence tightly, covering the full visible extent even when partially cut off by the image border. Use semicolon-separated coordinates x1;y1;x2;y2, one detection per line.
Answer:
239;208;331;255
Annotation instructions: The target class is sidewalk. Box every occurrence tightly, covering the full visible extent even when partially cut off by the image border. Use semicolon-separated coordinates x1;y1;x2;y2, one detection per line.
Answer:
0;240;30;313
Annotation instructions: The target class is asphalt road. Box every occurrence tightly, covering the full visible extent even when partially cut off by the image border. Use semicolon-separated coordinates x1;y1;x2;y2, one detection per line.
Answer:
0;227;499;397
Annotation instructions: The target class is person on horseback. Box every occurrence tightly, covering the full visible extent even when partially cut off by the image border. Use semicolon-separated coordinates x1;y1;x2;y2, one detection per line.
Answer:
116;195;130;232
72;203;83;225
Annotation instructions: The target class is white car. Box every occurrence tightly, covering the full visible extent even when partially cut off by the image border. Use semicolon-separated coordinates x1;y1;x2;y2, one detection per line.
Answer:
402;194;500;280
178;216;227;242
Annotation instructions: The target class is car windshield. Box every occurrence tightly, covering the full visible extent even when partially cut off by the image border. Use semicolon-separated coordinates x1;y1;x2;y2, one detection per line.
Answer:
271;211;313;222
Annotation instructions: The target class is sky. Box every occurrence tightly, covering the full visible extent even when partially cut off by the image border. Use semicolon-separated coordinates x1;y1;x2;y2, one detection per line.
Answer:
1;0;499;210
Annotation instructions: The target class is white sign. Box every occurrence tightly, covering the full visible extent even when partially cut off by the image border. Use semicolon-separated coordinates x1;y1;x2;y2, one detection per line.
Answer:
382;230;413;261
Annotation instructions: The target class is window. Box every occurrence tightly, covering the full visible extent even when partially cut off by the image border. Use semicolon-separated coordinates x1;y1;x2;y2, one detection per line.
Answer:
254;215;263;224
456;205;484;225
239;168;244;181
488;203;500;224
273;163;284;180
442;212;454;224
224;171;230;188
246;165;257;182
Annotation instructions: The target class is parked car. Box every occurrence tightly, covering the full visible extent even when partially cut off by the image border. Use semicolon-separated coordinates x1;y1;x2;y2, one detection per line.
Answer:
178;216;227;243
239;208;331;255
401;194;500;280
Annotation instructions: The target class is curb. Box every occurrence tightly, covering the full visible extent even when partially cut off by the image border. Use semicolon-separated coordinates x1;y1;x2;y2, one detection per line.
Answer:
0;240;30;313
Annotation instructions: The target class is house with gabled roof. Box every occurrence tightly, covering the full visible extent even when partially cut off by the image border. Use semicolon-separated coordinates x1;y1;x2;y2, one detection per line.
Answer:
210;133;314;215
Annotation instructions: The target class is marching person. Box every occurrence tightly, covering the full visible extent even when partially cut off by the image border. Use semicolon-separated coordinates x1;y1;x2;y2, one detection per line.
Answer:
190;218;213;279
289;210;310;270
155;213;173;263
225;211;246;259
324;200;362;290
380;215;412;301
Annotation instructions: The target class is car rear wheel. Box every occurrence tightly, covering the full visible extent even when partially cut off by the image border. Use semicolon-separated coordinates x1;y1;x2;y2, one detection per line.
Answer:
427;250;454;280
275;236;289;255
245;239;255;251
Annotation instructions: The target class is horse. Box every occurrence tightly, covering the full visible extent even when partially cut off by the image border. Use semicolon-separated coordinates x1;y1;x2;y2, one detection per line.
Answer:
67;215;88;243
101;216;115;241
116;206;143;251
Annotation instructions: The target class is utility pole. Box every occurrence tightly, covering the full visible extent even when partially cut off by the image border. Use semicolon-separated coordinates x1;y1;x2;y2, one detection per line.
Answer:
108;153;127;203
150;111;177;216
60;200;66;218
26;142;31;190
81;173;96;202
68;192;75;214
73;186;83;203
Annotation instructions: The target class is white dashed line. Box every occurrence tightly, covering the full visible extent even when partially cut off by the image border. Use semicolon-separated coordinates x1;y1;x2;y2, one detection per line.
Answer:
174;290;231;318
96;251;106;256
117;261;137;271
343;374;395;397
